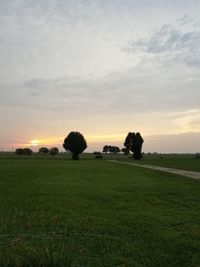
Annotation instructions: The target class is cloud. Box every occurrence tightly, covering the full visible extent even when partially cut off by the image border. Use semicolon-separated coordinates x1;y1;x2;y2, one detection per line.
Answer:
23;61;200;117
125;17;200;68
176;14;194;26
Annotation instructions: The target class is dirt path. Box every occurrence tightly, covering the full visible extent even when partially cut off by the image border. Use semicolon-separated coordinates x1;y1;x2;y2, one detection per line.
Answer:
107;160;200;180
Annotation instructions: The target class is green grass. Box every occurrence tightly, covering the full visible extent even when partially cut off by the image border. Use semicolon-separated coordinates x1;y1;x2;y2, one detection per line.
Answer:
104;153;200;172
0;158;200;266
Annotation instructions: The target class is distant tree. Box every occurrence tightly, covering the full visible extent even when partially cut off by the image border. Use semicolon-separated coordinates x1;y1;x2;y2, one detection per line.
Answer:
121;147;129;155
23;148;33;156
15;148;24;155
102;145;120;154
102;145;109;154
50;147;59;156
124;132;144;160
39;147;49;154
63;131;87;160
93;151;102;159
110;146;120;154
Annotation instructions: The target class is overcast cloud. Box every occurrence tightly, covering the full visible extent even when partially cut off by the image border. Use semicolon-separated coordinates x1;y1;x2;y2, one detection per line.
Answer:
0;0;200;151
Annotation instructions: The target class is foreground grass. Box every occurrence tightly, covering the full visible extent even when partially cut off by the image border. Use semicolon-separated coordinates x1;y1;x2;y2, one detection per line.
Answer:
0;158;200;266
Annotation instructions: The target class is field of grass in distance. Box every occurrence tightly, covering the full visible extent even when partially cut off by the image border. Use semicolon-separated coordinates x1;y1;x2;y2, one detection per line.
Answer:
0;157;200;266
105;153;200;172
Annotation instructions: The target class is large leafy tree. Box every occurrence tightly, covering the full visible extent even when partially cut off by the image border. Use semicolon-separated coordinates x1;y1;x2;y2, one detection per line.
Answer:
124;132;144;160
63;132;87;160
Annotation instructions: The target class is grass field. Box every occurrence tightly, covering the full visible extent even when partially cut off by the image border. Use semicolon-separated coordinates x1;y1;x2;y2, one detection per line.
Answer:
104;153;200;172
0;157;200;266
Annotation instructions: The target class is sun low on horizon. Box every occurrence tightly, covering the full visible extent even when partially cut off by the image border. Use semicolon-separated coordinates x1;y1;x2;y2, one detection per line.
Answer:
30;140;41;147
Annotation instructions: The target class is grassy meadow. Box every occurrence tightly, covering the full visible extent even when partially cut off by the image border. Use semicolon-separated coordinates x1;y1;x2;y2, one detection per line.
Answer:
104;153;200;172
0;154;200;266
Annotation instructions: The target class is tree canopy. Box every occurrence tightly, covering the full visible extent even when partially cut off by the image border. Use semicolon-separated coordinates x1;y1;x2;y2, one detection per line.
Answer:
124;132;144;160
63;131;87;160
102;145;120;154
39;147;49;154
15;148;33;155
50;147;59;156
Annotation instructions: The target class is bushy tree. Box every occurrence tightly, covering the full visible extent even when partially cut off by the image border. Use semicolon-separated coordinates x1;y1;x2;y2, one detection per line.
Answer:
102;145;120;154
15;148;24;155
110;146;120;154
93;151;102;159
39;147;49;154
15;148;33;155
121;147;129;155
50;147;59;156
102;145;109;154
133;132;144;160
124;132;144;160
63;132;87;160
23;148;33;155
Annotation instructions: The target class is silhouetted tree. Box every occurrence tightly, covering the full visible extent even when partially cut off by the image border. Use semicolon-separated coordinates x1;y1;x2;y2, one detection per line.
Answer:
124;132;135;154
124;132;144;160
102;145;120;154
121;147;129;155
133;132;144;160
102;145;109;154
15;148;33;155
93;151;102;159
39;147;49;154
15;148;24;155
23;148;33;155
63;131;87;160
110;146;120;154
50;147;59;156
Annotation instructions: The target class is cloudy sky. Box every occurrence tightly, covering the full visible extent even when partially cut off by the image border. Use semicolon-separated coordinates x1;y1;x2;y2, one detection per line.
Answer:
0;0;200;152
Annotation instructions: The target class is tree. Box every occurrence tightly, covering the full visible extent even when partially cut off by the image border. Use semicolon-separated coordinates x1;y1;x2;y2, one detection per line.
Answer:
110;146;120;154
102;145;109;154
50;147;59;156
102;145;120;154
15;148;32;155
124;132;144;160
23;148;33;155
124;132;134;154
121;147;129;155
63;131;87;160
39;147;49;154
93;151;102;159
15;148;24;155
133;132;144;160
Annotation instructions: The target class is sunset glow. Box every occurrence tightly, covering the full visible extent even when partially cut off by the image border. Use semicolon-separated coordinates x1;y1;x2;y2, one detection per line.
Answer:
30;140;40;147
0;1;200;153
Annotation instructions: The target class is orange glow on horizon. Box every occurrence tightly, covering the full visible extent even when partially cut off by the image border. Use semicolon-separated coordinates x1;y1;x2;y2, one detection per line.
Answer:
12;134;126;149
30;140;40;146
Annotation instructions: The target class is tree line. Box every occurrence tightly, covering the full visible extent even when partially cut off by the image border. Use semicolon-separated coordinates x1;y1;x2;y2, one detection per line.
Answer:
15;147;59;156
15;131;144;160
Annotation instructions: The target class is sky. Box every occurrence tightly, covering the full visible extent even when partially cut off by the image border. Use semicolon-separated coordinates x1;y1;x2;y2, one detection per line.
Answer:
0;0;200;153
